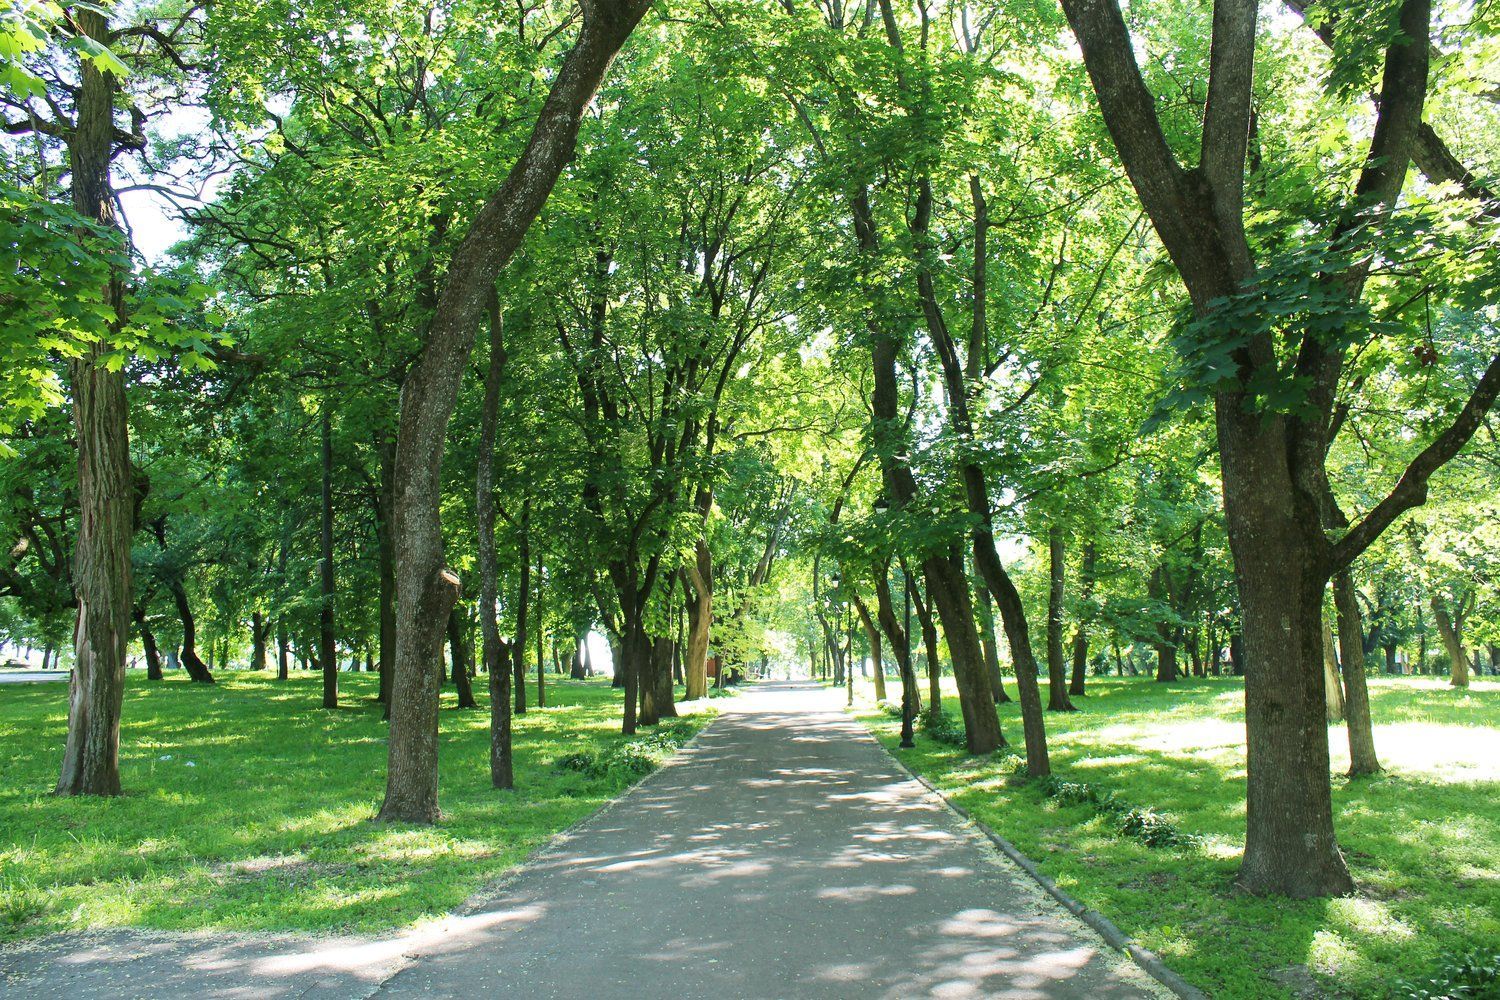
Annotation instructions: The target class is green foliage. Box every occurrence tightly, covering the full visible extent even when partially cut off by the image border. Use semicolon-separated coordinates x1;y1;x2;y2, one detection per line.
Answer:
557;717;702;779
1399;951;1500;1000
917;708;966;747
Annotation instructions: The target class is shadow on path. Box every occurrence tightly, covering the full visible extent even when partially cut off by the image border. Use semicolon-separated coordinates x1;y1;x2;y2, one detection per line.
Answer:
0;681;1161;999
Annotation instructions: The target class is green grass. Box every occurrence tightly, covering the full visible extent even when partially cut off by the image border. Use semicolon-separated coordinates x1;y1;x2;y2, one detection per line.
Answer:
856;675;1500;1000
0;671;711;940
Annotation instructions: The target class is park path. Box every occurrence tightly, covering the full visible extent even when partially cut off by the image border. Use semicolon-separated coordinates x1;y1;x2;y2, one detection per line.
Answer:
0;681;1161;999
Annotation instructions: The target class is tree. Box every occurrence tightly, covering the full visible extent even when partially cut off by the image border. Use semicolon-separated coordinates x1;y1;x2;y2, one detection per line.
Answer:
1059;0;1499;896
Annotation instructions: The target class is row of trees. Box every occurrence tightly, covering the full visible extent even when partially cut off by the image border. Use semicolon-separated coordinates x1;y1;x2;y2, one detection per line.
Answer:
3;0;1497;898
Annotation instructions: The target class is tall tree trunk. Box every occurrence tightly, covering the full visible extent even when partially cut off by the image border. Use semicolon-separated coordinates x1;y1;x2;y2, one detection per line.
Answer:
134;607;163;681
167;577;215;684
1333;572;1380;775
380;0;652;824
873;567;917;748
277;624;289;681
476;297;512;788
1430;594;1471;688
513;500;530;715
680;538;712;701
320;403;338;709
251;611;268;672
852;592;885;702
448;605;478;709
907;571;942;720
535;555;546;709
652;635;677;719
1046;524;1076;711
975;582;1011;703
1068;543;1096;695
1322;617;1345;722
56;5;131;798
375;430;396;706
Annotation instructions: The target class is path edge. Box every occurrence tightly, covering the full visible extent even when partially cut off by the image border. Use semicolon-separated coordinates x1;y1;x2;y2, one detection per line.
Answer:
858;720;1208;1000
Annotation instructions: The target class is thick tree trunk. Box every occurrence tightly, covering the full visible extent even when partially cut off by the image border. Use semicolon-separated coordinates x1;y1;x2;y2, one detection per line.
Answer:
380;0;652;824
56;5;131;798
1222;417;1353;898
476;300;512;788
320;403;338;709
277;624;289;681
1046;525;1076;711
1334;572;1381;776
652;635;677;719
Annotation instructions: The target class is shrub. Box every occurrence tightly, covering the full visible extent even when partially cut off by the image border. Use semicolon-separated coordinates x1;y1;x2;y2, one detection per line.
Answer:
556;718;700;779
918;709;967;747
1399;950;1500;999
1116;807;1196;848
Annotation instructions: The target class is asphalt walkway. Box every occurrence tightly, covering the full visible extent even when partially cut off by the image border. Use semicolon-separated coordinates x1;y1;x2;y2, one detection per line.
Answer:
0;681;1160;999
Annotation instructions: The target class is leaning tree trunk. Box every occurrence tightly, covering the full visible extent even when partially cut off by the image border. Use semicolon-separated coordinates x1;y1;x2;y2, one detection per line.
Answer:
134;607;163;682
168;579;215;683
56;5;131;798
1046;524;1076;711
1333;571;1380;775
476;298;513;788
1430;595;1471;688
379;0;651;823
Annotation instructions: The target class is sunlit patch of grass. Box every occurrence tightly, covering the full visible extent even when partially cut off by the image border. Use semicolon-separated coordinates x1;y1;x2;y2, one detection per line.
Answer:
856;674;1499;1000
0;672;710;939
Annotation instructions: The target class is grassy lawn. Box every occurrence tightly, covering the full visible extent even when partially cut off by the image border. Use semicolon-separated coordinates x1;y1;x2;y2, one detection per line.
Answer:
0;671;711;940
856;675;1499;1000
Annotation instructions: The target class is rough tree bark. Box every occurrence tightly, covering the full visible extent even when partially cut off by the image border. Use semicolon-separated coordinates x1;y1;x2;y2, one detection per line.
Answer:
476;295;513;789
680;535;713;701
379;0;652;823
1058;0;1500;896
56;5;132;797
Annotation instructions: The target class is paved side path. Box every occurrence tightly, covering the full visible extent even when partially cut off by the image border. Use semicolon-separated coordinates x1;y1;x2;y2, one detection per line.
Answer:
0;682;1160;1000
